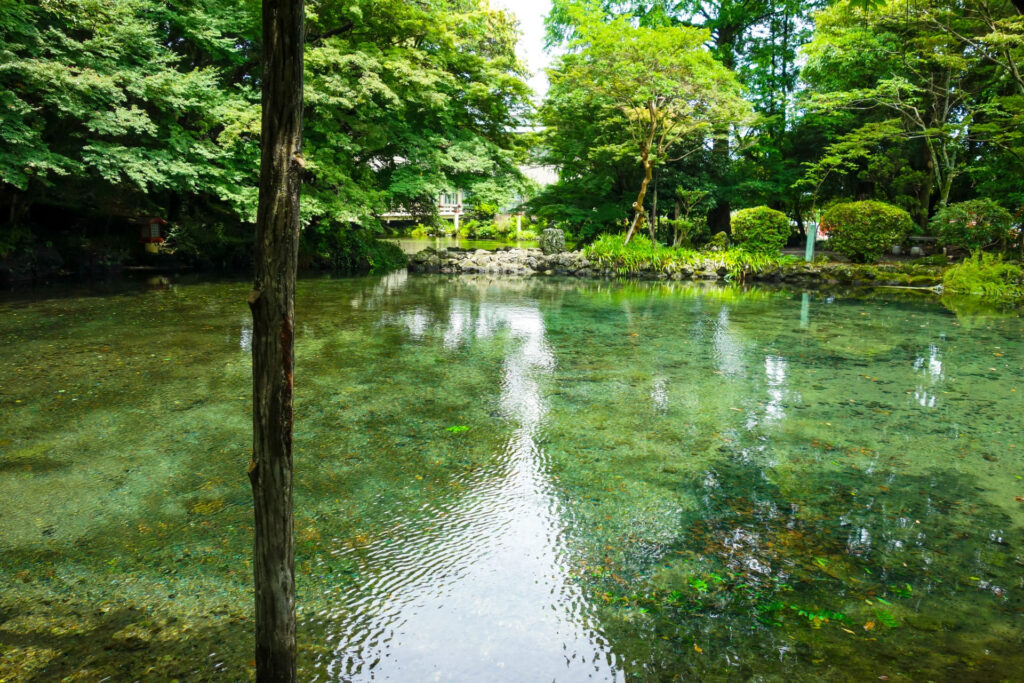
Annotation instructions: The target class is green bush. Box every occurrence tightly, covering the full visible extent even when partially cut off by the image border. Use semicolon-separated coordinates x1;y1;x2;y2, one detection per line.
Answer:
494;215;517;240
164;218;252;269
730;206;790;253
707;231;730;251
474;221;498;239
409;223;432;238
820;201;913;263
468;202;500;222
930;199;1013;252
308;227;407;274
0;224;33;258
584;233;792;277
942;252;1023;301
662;217;707;248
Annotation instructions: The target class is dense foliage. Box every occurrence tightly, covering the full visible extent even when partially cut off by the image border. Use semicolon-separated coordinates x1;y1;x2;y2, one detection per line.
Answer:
942;252;1024;301
930;199;1014;253
0;0;530;274
3;0;1024;298
584;233;794;278
532;12;747;243
820;201;914;263
730;206;791;253
534;0;1024;288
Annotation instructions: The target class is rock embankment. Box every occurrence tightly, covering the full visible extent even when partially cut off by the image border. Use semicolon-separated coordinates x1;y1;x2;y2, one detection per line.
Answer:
407;246;944;287
409;247;599;277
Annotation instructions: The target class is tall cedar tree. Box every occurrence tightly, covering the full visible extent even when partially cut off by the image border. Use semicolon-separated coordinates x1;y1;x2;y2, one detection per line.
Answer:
249;0;303;680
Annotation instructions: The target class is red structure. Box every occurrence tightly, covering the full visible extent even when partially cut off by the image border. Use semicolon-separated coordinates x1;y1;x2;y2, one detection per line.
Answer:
140;217;167;244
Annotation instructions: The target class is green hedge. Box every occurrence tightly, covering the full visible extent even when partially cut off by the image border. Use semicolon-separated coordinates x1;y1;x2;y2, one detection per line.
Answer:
821;201;913;263
730;206;790;253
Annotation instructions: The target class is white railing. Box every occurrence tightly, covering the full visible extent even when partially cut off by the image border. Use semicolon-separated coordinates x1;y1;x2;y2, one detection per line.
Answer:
381;201;463;220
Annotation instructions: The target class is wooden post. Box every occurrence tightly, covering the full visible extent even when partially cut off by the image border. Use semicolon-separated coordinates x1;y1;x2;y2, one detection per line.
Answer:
248;0;303;680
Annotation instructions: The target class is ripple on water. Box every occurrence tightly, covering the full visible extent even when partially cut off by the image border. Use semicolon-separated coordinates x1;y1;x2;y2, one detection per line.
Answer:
1;276;1022;681
307;301;621;682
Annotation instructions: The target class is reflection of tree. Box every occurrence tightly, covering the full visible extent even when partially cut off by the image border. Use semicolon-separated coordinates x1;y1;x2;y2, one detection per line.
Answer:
570;440;1023;679
307;288;620;681
536;284;1023;679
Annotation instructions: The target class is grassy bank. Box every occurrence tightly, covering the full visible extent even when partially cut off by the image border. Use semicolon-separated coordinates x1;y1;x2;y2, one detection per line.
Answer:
584;235;797;279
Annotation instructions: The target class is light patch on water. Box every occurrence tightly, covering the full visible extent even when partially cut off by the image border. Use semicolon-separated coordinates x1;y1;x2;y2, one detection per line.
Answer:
313;301;621;682
650;377;668;414
913;343;944;408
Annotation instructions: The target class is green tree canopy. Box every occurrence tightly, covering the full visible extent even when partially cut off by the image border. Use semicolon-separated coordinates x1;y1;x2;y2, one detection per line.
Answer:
535;14;748;242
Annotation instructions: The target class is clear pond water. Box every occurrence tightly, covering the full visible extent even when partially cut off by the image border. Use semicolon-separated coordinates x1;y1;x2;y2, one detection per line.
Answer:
1;273;1022;681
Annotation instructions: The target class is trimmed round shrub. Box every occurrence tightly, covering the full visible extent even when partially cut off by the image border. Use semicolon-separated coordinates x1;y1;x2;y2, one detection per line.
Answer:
730;206;790;253
930;199;1013;252
820;201;913;263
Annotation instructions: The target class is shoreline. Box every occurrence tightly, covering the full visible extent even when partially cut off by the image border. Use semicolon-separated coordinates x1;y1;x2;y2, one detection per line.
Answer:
408;246;946;290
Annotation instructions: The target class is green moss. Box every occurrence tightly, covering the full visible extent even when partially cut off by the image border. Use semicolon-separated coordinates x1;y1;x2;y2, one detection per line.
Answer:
912;254;948;266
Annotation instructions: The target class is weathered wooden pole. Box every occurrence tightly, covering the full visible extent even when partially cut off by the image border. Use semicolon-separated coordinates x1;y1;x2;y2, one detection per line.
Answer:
249;0;304;680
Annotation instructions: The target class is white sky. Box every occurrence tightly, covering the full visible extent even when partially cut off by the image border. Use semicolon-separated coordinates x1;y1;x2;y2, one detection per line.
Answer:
490;0;554;102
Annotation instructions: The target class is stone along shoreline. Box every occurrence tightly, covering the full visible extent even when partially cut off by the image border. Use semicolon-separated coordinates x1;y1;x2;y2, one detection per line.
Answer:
407;246;945;288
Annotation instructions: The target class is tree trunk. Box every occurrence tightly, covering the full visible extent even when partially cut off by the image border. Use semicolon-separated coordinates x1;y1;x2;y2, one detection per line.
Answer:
624;103;658;245
249;0;304;680
649;175;658;242
708;133;731;234
913;143;932;229
625;152;653;244
709;27;738;236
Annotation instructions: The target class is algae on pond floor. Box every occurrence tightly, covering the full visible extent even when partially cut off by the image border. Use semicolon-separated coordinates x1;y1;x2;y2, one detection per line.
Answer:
1;273;1022;681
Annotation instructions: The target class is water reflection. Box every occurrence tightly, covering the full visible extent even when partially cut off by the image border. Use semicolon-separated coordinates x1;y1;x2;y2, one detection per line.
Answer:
912;343;944;408
712;307;745;377
311;298;619;681
762;355;789;425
